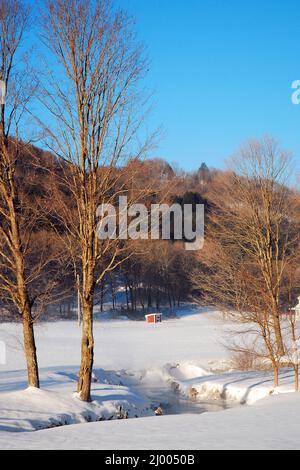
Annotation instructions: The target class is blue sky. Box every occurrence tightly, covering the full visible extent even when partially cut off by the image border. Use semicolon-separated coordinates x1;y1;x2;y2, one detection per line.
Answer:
117;0;300;171
26;0;300;172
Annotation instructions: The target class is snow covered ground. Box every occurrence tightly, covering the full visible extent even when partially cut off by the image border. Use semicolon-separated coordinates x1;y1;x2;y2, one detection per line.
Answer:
0;393;298;450
0;307;300;450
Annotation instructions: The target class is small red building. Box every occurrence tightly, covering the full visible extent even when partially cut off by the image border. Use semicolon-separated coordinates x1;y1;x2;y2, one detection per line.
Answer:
145;313;162;324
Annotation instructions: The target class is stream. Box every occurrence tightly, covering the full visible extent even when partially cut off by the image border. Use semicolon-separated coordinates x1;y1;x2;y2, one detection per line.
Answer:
138;384;230;416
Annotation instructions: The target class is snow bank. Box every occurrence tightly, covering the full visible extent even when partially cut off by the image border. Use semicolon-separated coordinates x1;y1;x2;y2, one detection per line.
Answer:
0;373;153;433
165;362;296;405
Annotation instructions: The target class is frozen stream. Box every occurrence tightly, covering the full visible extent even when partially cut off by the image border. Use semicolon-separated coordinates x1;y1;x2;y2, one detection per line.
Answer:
136;383;230;416
99;369;232;418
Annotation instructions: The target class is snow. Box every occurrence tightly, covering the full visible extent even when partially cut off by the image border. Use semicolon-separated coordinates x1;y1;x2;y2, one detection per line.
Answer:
0;340;5;365
165;363;296;405
0;384;152;433
0;306;300;450
0;308;226;372
0;393;299;450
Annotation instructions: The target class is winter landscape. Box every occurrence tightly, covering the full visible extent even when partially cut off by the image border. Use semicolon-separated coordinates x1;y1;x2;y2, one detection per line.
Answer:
1;0;300;453
1;305;300;450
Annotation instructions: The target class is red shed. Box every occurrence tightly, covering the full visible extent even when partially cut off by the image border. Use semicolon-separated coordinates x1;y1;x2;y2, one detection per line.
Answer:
145;313;162;324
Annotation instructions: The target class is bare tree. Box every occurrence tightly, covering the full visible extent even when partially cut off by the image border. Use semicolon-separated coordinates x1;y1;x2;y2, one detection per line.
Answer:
196;137;299;386
0;0;68;389
229;137;295;356
0;0;42;388
41;0;152;401
281;261;300;392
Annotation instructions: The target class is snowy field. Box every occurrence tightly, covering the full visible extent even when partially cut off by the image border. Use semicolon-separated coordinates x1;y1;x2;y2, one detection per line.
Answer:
0;307;299;450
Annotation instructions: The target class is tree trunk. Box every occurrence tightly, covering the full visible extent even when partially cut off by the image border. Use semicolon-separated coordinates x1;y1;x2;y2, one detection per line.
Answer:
272;310;285;357
148;286;152;309
129;286;134;311
273;365;279;388
77;298;94;402
100;282;105;313
168;291;172;308
125;283;130;311
23;306;40;388
295;365;299;393
156;291;160;311
12;207;40;390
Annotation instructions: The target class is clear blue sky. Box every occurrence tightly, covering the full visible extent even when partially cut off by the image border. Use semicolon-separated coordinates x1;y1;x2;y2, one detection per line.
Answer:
118;0;300;171
27;0;300;172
